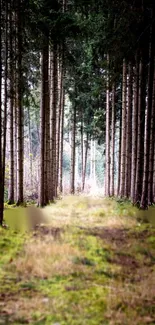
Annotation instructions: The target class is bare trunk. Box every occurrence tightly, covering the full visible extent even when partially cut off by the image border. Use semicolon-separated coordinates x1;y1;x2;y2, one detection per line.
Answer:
81;110;84;191
82;132;89;191
141;26;154;208
17;0;23;204
120;59;127;197
14;94;18;201
8;3;14;204
110;83;115;196
135;56;145;204
153;143;155;202
117;108;122;196
56;54;63;193
44;44;49;205
59;86;65;193
70;103;76;194
39;44;49;207
50;43;58;199
130;56;139;202
105;54;110;196
148;58;155;204
125;63;132;198
27;105;33;190
2;0;8;205
0;0;3;224
90;138;93;180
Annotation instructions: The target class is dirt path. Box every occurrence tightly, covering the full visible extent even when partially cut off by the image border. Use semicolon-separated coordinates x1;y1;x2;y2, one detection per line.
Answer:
0;196;155;324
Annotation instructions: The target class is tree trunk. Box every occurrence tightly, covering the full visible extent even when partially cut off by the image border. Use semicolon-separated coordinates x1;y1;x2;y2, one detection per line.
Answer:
117;107;122;196
27;105;33;190
141;25;154;208
59;85;65;193
8;2;15;204
110;82;115;196
70;103;76;194
50;43;58;200
148;58;155;205
90;138;93;181
105;54;110;196
2;0;8;210
39;43;49;207
130;56;139;202
44;44;50;205
17;0;23;205
0;0;3;224
125;63;132;198
14;93;18;202
81;110;84;191
135;56;145;204
82;132;89;191
56;54;63;194
120;59;127;197
153;143;155;202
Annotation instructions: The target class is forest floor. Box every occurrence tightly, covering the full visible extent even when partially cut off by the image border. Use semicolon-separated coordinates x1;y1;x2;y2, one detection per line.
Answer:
0;196;155;325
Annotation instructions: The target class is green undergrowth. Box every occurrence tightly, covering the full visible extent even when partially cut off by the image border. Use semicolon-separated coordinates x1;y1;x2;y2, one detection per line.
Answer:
0;196;155;324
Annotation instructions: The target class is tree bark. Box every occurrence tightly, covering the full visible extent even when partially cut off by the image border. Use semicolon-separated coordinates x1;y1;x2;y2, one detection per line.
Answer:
110;82;115;196
117;107;122;196
44;44;50;205
27;105;33;190
17;0;24;205
135;56;145;204
8;1;15;204
50;43;58;200
70;102;76;194
0;0;3;224
82;132;89;191
2;0;8;211
141;25;154;208
81;109;84;191
120;59;127;197
39;43;49;207
125;63;132;198
105;54;110;196
56;53;63;194
130;56;139;202
148;58;155;204
59;85;65;193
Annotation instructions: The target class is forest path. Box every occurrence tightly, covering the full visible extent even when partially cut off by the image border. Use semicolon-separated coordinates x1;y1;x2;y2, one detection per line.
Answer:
0;196;155;325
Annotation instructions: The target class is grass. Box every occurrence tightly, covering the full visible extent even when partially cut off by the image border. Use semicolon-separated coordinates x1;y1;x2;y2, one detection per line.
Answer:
0;196;155;324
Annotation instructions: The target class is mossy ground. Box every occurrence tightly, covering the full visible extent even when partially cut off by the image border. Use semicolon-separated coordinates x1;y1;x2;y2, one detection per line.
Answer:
0;196;155;324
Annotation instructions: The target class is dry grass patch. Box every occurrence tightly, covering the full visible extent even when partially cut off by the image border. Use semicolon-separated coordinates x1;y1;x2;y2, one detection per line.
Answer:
106;271;155;325
0;294;56;323
11;237;84;279
42;196;121;229
41;196;138;231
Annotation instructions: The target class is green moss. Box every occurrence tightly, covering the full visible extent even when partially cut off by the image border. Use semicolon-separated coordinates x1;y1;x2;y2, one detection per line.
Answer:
1;197;155;325
147;235;155;249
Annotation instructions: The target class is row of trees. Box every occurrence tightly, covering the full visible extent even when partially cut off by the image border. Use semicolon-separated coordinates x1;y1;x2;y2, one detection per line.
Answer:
0;0;155;224
105;2;155;208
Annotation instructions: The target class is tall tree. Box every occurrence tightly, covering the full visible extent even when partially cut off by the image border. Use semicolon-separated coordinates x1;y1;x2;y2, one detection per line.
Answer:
105;54;110;196
120;59;127;197
125;63;132;198
70;101;76;194
141;20;154;208
110;82;115;196
39;41;49;207
17;0;24;205
8;0;15;204
0;0;3;224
